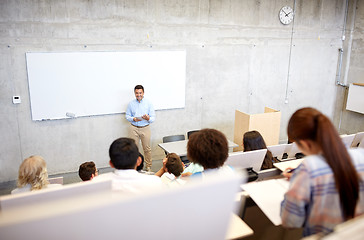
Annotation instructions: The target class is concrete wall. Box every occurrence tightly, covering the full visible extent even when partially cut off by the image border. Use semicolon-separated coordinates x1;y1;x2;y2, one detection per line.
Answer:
0;0;357;182
333;0;364;134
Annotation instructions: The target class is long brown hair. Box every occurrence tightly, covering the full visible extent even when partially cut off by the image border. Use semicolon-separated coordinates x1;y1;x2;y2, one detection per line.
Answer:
287;107;359;220
243;130;275;169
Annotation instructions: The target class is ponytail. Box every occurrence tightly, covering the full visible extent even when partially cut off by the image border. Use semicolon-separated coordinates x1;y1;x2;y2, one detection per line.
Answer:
288;108;359;220
315;114;359;220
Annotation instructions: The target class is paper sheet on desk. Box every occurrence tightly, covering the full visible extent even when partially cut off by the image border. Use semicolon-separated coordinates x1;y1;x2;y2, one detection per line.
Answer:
273;159;304;172
241;179;289;226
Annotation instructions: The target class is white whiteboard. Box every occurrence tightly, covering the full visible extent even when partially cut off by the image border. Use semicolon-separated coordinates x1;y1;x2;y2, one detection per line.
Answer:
26;51;186;121
346;83;364;115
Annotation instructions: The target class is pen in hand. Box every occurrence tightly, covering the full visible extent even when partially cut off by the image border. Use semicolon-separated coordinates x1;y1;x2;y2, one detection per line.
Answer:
282;167;295;180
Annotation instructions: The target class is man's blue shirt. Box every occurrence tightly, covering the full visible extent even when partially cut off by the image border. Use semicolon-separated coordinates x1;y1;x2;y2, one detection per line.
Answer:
126;98;155;127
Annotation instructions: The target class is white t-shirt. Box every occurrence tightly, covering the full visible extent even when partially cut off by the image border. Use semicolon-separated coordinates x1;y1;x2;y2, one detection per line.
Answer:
160;172;186;187
95;169;164;194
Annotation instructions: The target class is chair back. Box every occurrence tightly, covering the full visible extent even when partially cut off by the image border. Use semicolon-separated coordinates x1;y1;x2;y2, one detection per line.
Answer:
187;130;200;139
163;135;185;143
0;172;245;240
48;176;64;185
0;179;112;212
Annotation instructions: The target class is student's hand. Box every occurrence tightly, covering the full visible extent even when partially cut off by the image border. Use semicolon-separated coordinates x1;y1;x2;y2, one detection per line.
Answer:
142;114;150;121
282;167;294;180
181;172;192;177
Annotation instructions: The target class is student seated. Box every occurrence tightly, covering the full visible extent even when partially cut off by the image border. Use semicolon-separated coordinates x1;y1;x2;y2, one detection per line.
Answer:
186;128;234;177
181;162;204;177
243;130;279;170
136;152;144;172
11;155;61;194
95;137;163;193
280;107;364;237
78;161;98;181
155;153;186;186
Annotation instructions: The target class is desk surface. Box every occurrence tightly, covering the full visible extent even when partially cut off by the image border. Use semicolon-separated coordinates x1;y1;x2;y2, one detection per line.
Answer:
241;178;289;226
158;139;238;157
226;213;254;239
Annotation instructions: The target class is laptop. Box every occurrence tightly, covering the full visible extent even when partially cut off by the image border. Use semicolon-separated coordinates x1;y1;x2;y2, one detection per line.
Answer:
359;140;364;148
267;144;289;160
351;132;364;148
225;149;267;172
341;134;355;148
285;142;302;159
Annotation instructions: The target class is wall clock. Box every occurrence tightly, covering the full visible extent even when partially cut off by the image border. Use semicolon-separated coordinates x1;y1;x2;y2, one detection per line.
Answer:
279;6;294;25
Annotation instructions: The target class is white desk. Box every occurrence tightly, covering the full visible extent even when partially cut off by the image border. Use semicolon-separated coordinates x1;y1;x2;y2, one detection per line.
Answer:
158;139;239;157
226;213;254;239
241;178;289;226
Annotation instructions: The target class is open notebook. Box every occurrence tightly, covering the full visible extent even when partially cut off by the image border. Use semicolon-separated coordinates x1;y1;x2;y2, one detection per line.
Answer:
273;158;304;172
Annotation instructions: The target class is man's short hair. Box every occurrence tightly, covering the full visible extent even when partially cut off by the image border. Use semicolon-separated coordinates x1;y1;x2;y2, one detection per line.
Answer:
134;85;144;92
136;152;144;171
109;138;139;169
187;128;228;169
165;153;183;177
78;161;96;181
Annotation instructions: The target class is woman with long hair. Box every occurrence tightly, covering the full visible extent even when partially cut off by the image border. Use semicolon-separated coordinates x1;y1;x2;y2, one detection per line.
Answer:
281;107;364;236
243;130;278;169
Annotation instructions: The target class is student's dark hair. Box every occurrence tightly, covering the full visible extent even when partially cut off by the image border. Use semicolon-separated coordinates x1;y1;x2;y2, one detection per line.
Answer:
78;161;96;181
287;107;359;220
136;152;144;171
187;128;228;169
165;153;184;177
134;85;144;92
109;138;139;170
243;130;274;170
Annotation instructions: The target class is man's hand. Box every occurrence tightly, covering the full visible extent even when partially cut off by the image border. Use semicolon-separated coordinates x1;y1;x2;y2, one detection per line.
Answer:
142;114;150;121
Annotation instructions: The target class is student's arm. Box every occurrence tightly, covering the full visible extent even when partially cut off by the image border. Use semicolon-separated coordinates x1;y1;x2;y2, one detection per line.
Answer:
181;172;193;177
280;164;310;228
155;157;168;177
155;167;166;177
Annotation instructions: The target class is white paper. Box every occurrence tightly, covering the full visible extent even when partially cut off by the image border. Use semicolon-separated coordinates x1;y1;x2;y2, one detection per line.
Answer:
273;158;304;172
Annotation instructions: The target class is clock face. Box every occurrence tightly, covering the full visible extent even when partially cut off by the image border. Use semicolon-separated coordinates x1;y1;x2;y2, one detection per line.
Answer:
279;6;294;25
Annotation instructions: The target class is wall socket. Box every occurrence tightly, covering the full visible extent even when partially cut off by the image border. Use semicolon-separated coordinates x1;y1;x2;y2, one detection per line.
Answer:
12;96;21;104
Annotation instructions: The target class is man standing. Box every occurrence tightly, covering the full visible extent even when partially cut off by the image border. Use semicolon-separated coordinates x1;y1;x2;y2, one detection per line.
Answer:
126;85;155;172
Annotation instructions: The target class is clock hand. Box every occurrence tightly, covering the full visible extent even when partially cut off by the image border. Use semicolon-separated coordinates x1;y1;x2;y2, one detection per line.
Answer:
285;12;291;17
282;9;288;15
